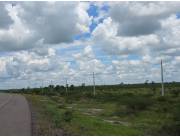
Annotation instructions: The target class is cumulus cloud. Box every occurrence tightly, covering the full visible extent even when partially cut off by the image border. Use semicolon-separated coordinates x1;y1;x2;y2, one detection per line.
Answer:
73;46;105;73
109;2;180;36
89;1;180;84
0;3;40;51
92;17;160;55
0;2;91;52
0;1;180;89
91;2;180;59
0;48;72;82
18;2;91;44
0;3;13;29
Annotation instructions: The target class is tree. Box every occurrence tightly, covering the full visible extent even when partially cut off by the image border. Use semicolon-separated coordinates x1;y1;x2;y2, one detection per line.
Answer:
81;83;85;87
70;84;74;90
151;81;156;95
55;85;61;91
145;80;149;85
48;85;54;89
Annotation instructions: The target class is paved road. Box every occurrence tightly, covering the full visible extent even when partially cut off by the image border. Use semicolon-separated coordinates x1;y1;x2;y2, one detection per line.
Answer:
0;93;31;135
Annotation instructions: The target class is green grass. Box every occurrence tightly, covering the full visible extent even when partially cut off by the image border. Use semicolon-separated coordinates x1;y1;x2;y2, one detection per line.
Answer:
24;86;180;135
68;112;141;135
25;94;141;135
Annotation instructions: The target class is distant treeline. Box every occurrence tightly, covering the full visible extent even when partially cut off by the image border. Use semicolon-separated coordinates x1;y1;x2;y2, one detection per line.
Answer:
3;81;180;94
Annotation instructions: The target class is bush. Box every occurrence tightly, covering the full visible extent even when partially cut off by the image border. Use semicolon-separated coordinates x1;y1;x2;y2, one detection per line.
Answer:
158;104;180;135
114;105;131;116
63;109;73;122
57;103;65;109
51;96;60;102
156;105;170;113
171;89;180;97
122;92;134;97
65;98;73;104
156;96;168;102
53;115;61;128
173;103;180;121
158;121;180;135
123;96;154;113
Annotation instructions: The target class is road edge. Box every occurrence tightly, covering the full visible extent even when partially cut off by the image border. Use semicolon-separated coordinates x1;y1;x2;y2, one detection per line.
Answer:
22;94;33;136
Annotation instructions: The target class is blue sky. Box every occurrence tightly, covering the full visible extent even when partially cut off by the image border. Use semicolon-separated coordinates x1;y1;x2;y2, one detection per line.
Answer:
72;3;116;65
0;2;180;89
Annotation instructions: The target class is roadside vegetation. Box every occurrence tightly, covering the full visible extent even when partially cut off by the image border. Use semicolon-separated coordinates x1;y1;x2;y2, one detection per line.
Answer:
9;82;180;135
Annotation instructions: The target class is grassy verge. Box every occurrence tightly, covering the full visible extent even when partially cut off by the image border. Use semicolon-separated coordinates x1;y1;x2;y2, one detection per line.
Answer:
25;94;141;135
25;95;64;135
24;90;180;135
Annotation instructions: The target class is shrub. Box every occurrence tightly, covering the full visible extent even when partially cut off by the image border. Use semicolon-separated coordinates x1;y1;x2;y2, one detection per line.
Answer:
158;104;180;135
51;96;60;102
57;103;65;109
65;98;73;104
84;92;94;98
123;96;154;113
158;121;180;135
173;103;180;121
156;105;170;113
171;89;180;97
63;109;73;122
122;92;134;97
156;96;168;102
114;105;131;116
53;115;61;128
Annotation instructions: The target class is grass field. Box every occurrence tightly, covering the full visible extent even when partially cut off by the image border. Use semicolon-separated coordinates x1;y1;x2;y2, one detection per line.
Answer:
22;83;180;135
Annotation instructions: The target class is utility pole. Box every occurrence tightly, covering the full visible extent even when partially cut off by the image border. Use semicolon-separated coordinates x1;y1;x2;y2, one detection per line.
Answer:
41;80;44;95
27;79;30;90
93;72;96;96
161;59;164;96
65;78;68;93
41;80;43;88
50;80;53;92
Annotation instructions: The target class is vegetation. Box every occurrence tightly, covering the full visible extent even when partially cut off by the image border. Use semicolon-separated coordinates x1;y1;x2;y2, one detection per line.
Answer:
7;82;180;135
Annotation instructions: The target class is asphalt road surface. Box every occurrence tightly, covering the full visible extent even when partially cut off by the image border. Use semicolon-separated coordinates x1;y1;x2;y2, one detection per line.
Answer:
0;93;31;135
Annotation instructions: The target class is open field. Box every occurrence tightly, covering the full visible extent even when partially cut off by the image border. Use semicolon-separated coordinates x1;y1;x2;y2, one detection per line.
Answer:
13;83;180;135
1;1;180;136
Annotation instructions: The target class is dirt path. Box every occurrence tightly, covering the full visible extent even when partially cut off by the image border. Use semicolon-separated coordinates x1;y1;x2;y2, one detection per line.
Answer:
0;93;31;136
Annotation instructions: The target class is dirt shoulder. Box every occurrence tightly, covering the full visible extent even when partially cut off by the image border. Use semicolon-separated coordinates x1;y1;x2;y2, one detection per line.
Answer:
24;94;64;135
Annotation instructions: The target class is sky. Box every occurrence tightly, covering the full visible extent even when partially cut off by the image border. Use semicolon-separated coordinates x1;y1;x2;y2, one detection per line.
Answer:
0;1;180;89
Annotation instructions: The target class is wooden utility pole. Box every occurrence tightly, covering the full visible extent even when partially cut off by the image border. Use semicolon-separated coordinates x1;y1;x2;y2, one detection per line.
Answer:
41;80;44;95
161;60;164;96
93;72;96;96
65;78;68;93
50;80;53;92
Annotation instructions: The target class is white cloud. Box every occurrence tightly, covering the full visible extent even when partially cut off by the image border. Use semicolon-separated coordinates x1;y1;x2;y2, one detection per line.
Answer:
76;2;92;33
73;46;105;73
18;2;91;44
0;1;180;89
0;2;92;52
0;3;39;51
92;17;160;56
0;3;13;29
109;2;180;36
